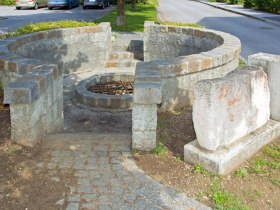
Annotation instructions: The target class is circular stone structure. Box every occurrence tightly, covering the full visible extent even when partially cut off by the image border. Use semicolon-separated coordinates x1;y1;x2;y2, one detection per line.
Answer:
75;73;134;110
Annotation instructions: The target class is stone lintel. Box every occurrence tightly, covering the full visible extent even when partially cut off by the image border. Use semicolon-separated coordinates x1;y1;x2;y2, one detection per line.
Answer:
133;81;162;105
184;120;280;175
4;81;38;104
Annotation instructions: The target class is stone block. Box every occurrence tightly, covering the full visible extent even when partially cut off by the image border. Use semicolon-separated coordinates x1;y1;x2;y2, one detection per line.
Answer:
249;53;280;121
184;120;280;175
132;104;157;151
132;104;157;131
132;130;156;151
4;81;39;104
193;66;270;151
133;81;162;105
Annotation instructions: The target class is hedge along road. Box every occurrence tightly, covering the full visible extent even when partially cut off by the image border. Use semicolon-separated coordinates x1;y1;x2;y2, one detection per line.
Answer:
0;5;115;33
158;0;280;59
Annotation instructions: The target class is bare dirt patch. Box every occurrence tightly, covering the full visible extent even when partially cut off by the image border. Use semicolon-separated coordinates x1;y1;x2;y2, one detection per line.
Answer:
0;89;74;210
134;107;280;210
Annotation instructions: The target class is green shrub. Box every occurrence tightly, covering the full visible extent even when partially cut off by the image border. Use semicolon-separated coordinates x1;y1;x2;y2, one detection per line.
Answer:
0;0;15;5
244;0;254;8
229;0;238;4
254;0;280;13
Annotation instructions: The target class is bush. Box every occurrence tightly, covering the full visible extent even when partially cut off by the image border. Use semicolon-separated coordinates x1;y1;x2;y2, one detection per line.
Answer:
254;0;280;13
0;0;15;5
229;0;238;4
244;0;254;8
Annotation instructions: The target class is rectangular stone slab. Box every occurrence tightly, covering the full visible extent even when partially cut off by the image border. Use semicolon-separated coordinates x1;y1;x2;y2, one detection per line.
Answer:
184;120;280;175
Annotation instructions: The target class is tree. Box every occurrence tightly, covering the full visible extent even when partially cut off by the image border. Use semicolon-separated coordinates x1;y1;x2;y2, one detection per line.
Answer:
132;0;136;10
117;0;125;26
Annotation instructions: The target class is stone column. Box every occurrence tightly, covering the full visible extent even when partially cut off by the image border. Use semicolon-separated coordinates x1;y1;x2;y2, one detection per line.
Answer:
249;53;280;121
4;64;63;147
132;62;162;151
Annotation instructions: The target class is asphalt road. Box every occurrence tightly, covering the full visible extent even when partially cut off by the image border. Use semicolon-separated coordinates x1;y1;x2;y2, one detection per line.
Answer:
158;0;280;59
0;5;115;33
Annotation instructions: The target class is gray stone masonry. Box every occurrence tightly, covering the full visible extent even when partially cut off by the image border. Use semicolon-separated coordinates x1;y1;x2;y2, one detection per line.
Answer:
0;23;112;84
185;120;280;175
41;132;211;209
248;53;280;121
4;64;63;147
75;73;134;110
184;65;280;175
192;66;270;151
143;21;241;111
132;62;162;151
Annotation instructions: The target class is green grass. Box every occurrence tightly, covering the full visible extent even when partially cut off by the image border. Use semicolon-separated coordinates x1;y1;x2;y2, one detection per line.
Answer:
96;1;158;32
157;21;203;28
15;20;96;35
234;168;248;178
239;58;246;67
193;164;212;176
153;143;167;156
263;145;280;159
209;177;250;210
248;144;280;175
0;20;97;40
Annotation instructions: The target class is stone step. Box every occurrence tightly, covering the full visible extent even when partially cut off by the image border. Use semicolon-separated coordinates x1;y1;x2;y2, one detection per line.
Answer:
106;59;139;68
110;51;134;60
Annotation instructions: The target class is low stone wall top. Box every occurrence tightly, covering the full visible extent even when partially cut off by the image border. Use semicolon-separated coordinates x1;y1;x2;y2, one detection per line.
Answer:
144;21;241;77
139;21;241;110
0;23;111;81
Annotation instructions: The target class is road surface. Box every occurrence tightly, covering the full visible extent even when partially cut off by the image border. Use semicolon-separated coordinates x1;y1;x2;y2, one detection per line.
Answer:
0;6;114;34
158;0;280;59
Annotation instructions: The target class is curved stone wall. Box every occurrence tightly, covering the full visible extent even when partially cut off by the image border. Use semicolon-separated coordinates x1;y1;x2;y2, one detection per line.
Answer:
0;23;111;147
75;73;134;110
140;21;241;111
4;23;111;77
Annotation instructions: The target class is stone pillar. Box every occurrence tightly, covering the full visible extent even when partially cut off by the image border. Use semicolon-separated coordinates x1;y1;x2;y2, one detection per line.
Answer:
4;64;63;147
132;62;162;151
248;53;280;121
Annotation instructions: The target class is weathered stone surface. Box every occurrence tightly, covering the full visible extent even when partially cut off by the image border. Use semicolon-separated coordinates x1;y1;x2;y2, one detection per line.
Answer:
142;21;240;111
43;133;211;209
248;53;280;121
184;120;280;175
132;104;157;151
193;66;270;151
4;81;39;104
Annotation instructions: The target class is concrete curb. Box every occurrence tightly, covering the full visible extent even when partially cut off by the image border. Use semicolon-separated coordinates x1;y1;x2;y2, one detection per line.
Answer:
193;0;280;28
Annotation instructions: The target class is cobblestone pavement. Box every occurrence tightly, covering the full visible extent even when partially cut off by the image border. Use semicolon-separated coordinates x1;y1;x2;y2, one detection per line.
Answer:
40;132;211;210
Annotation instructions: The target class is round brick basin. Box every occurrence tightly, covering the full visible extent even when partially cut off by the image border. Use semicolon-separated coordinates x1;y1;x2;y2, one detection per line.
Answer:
75;73;134;110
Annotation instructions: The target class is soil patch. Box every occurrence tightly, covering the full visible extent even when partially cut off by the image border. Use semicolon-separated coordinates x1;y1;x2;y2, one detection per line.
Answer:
0;89;74;210
134;107;280;210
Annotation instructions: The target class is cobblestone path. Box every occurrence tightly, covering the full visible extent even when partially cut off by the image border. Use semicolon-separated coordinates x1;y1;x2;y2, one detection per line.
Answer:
40;132;211;210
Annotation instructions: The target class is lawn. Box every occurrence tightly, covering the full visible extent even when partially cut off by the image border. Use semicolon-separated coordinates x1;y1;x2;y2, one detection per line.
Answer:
96;0;158;32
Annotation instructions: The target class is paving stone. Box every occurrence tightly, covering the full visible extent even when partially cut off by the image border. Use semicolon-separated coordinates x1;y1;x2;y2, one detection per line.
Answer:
77;185;92;194
81;203;96;209
77;177;90;185
66;202;79;210
68;194;80;202
42;133;210;209
55;198;64;206
82;193;98;202
98;204;113;210
74;170;89;177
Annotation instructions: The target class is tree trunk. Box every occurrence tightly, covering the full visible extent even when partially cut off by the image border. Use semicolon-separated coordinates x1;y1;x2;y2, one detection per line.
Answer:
117;0;125;26
132;0;136;10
